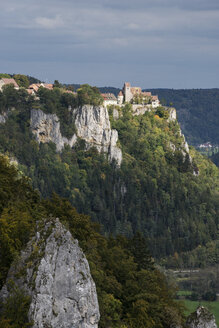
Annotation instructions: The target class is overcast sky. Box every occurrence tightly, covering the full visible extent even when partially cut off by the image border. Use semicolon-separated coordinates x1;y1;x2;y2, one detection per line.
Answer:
1;0;219;88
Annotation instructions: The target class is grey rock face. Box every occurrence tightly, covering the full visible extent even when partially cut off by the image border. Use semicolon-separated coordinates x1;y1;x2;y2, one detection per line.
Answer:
113;108;120;120
167;108;177;122
30;106;122;166
131;104;152;116
30;109;77;152
0;111;8;124
0;218;100;328
186;306;217;328
74;105;122;166
178;129;193;162
0;114;6;124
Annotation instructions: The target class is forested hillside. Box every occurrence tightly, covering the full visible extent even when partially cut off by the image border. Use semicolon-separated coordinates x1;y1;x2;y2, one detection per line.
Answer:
0;155;184;328
0;85;218;265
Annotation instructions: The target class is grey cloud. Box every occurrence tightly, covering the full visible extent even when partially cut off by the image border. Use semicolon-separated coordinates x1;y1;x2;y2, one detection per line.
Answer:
1;0;219;87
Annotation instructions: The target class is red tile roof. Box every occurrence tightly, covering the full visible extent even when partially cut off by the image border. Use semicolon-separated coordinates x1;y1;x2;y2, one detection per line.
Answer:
1;78;19;88
28;83;53;92
26;89;34;95
142;92;152;97
101;93;117;101
29;84;39;92
44;83;53;90
131;87;142;95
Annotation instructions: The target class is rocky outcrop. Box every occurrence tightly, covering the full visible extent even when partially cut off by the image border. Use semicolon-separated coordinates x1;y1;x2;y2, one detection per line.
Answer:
73;105;122;166
131;104;151;116
0;111;8;124
113;108;120;120
131;104;176;121
0;218;100;328
186;306;217;328
30;109;77;152
181;134;190;154
167;107;177;122
30;106;122;166
0;114;6;124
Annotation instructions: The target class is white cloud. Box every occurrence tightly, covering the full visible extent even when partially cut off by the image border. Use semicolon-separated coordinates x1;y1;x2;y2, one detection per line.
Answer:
35;15;64;29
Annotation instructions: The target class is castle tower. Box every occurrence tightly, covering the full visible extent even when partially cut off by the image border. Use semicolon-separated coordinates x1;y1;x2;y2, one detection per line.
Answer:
117;91;124;105
123;82;133;102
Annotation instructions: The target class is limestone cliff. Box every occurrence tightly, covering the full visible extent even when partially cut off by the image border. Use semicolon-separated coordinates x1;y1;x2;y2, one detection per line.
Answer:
30;109;77;152
186;306;217;328
73;105;122;165
167;107;177;122
30;106;122;166
0;218;100;328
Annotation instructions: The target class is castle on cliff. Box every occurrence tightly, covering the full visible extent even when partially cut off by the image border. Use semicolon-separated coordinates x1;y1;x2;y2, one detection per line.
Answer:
102;82;160;108
118;82;160;108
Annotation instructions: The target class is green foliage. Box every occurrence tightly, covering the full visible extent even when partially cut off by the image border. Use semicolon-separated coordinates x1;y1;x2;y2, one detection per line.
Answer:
0;160;184;328
128;232;154;270
0;156;42;287
53;80;62;88
109;106;219;258
98;293;122;327
0;281;32;328
164;239;219;269
0;89;218;263
0;85;34;114
0;74;11;78
13;74;29;88
202;291;217;301
155;106;169;119
77;84;104;106
147;88;219;146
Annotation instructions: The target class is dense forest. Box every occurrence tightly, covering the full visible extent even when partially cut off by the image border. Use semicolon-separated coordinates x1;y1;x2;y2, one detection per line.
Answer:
0;84;218;266
0;155;184;328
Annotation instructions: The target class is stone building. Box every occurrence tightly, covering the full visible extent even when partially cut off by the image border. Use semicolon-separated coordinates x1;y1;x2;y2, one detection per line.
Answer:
117;91;124;105
101;93;118;107
117;82;160;108
152;95;160;108
123;82;141;102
